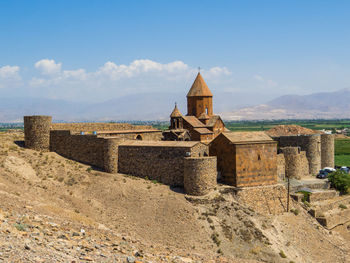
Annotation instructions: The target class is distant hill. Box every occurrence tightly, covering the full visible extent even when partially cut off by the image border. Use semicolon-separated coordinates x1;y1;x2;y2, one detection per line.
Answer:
0;91;263;122
1;88;350;122
221;88;350;120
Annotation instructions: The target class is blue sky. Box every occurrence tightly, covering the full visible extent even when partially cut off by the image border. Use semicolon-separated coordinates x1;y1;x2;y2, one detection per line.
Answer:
1;0;350;103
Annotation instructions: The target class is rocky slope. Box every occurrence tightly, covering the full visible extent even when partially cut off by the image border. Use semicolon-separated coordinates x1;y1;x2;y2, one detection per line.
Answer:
0;130;349;262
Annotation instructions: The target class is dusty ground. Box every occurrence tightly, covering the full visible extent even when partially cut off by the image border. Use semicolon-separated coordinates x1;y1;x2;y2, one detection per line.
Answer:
0;130;349;262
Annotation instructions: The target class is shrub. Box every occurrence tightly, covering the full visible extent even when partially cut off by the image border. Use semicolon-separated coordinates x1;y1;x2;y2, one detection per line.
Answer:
211;232;221;246
296;190;311;202
339;204;348;209
328;170;350;194
279;250;287;258
290;209;299;216
14;223;28;231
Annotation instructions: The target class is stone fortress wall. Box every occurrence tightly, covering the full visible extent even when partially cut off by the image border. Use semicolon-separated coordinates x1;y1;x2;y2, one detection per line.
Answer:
273;134;322;175
24;115;52;151
276;154;285;181
25;116;162;173
118;142;209;186
50;122;154;132
280;147;309;179
184;156;217;196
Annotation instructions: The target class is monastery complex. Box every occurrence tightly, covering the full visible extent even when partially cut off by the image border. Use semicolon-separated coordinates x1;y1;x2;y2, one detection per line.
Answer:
23;73;335;214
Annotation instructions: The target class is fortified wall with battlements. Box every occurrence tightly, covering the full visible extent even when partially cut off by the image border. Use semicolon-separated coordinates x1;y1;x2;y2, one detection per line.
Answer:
20;75;336;215
269;133;334;176
23;115;217;196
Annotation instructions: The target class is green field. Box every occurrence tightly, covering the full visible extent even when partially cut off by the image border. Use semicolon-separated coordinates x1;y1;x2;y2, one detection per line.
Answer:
335;139;350;166
224;119;350;132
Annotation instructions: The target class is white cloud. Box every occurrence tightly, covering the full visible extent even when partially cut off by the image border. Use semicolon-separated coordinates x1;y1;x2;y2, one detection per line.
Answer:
27;59;232;101
95;60;190;80
35;59;62;75
206;66;231;77
253;74;278;88
253;75;264;82
0;65;20;79
0;65;21;89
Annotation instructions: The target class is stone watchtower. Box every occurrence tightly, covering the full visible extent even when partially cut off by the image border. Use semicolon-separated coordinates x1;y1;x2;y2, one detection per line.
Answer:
187;72;213;118
24;115;52;151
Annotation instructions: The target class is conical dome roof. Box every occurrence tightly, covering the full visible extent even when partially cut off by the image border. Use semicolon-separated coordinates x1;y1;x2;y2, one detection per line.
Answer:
170;103;182;118
186;72;213;97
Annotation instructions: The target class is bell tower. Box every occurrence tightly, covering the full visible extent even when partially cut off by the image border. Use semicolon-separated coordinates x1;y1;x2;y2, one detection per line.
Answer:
169;103;183;129
186;72;213;118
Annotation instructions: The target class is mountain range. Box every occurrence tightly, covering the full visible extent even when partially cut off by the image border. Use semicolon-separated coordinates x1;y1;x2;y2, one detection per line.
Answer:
221;88;350;120
1;89;350;122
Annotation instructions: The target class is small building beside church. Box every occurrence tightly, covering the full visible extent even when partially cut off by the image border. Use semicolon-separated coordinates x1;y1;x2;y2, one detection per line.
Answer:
209;132;278;187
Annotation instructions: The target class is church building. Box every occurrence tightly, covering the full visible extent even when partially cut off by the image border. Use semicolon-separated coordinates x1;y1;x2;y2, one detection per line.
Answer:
163;72;226;142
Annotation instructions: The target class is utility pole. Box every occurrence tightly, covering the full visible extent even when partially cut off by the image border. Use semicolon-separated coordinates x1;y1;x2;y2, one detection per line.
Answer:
287;176;290;212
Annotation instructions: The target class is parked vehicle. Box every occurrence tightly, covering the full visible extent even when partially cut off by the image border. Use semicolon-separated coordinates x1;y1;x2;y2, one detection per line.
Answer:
317;170;329;179
340;166;350;174
317;167;336;179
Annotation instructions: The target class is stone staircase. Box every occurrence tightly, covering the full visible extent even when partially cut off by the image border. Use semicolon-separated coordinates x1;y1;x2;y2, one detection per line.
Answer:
288;177;350;230
310;195;350;229
289;178;331;192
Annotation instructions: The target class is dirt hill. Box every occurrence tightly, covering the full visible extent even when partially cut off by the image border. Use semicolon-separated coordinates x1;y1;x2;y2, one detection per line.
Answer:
265;125;319;137
0;131;349;262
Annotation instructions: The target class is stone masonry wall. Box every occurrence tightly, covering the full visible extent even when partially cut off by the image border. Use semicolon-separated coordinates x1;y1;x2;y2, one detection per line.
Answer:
299;151;309;177
184;157;217;196
50;122;153;132
234;143;277;187
275;134;321;175
235;184;290;215
280;147;309;179
24;115;52;151
103;138;123;173
50;130;161;172
281;147;301;179
276;154;285;181
97;131;162;141
50;130;107;169
118;143;208;186
321;134;334;168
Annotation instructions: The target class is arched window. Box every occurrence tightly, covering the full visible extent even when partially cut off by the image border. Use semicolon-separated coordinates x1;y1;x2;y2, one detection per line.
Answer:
136;135;143;140
205;107;208;114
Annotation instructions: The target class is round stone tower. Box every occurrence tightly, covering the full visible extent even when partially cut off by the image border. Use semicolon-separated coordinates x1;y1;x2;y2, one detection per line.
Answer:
184;156;217;196
24;115;52;151
303;134;321;175
321;134;334;168
281;147;301;179
103;139;119;173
